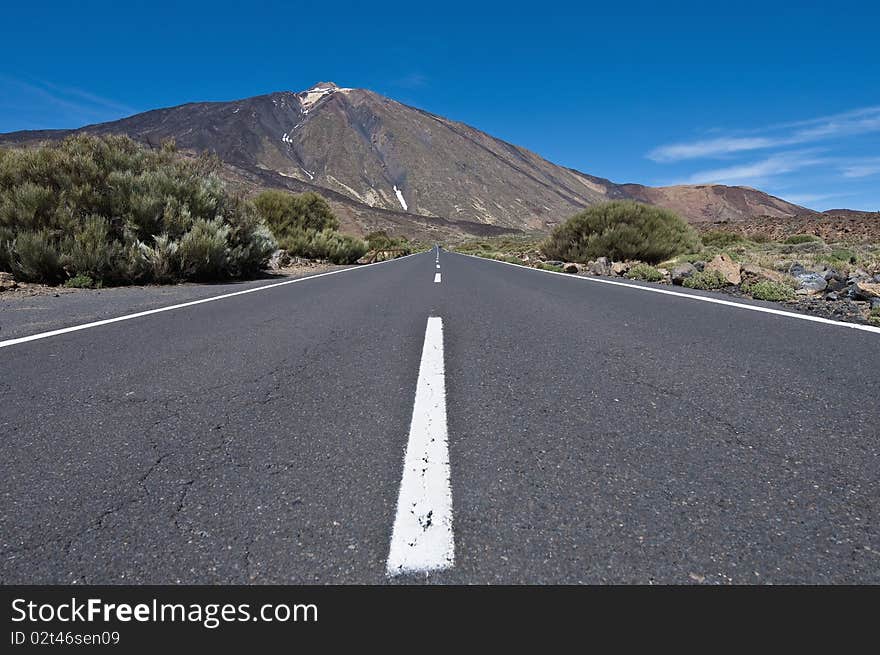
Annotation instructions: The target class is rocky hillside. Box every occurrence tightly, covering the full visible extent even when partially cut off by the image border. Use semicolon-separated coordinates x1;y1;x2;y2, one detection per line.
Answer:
0;82;813;237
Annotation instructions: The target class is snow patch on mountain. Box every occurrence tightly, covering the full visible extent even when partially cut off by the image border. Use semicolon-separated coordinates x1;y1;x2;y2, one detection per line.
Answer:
298;83;353;114
393;185;408;211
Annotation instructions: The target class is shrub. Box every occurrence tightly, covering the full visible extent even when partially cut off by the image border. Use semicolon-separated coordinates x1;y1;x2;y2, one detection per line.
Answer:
139;234;179;283
0;135;275;285
62;215;124;282
826;248;858;265
365;230;412;255
254;190;339;238
178;219;230;280
9;231;64;282
701;230;745;249
682;269;728;290
624;263;664;282
278;228;367;264
745;280;795;301
784;234;823;244
541;201;698;264
64;274;94;288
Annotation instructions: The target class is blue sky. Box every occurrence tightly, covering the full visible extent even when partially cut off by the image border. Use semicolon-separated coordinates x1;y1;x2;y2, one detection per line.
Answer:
2;0;878;210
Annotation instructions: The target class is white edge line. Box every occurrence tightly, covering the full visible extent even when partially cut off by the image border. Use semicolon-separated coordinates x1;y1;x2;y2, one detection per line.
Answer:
0;253;422;349
457;252;880;335
386;316;454;575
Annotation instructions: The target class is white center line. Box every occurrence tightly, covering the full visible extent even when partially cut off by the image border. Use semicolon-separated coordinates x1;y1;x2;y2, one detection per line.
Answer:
387;317;454;576
434;272;442;283
436;264;440;269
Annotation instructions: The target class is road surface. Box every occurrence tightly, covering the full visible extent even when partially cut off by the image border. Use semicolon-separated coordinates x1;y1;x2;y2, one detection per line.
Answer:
1;249;878;583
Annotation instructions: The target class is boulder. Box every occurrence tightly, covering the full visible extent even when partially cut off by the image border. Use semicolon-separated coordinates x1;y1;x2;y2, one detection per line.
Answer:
562;262;580;274
741;263;787;285
693;260;706;272
670;263;697;285
544;260;564;267
825;278;847;293
588;257;612;276
795;272;828;294
853;281;880;301
611;261;630;276
268;249;292;270
705;254;742;285
0;272;16;291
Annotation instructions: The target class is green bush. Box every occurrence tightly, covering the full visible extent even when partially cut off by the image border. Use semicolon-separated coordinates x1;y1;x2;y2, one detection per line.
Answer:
541;201;698;264
254;190;339;238
701;230;745;249
254;189;369;263
745;280;795;301
63;215;124;282
0;135;275;285
177;219;230;280
784;234;823;245
138;234;180;283
624;263;664;282
824;248;858;265
9;230;64;282
365;230;412;255
64;274;94;288
682;269;728;290
278;228;367;264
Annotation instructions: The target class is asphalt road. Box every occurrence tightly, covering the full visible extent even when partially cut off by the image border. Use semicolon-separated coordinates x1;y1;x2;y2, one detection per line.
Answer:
1;249;878;584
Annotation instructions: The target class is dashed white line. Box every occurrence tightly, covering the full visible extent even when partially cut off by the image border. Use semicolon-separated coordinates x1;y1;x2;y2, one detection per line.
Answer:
386;316;454;575
436;264;441;269
434;273;442;283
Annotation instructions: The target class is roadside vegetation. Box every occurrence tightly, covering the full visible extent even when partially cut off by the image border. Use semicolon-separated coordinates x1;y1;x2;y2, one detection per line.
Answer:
0;135;393;290
0;135;275;286
364;230;415;260
451;201;880;325
252;190;367;264
541;201;699;264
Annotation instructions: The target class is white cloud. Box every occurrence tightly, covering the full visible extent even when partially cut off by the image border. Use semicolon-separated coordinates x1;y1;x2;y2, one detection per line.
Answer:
0;74;137;127
649;136;776;162
684;151;826;186
839;157;880;179
648;105;880;162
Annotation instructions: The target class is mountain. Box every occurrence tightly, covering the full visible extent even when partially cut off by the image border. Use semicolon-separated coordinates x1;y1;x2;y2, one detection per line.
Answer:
0;82;812;238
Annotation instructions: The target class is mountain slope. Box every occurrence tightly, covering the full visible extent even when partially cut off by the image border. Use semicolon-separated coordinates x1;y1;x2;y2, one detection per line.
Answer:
0;82;812;235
